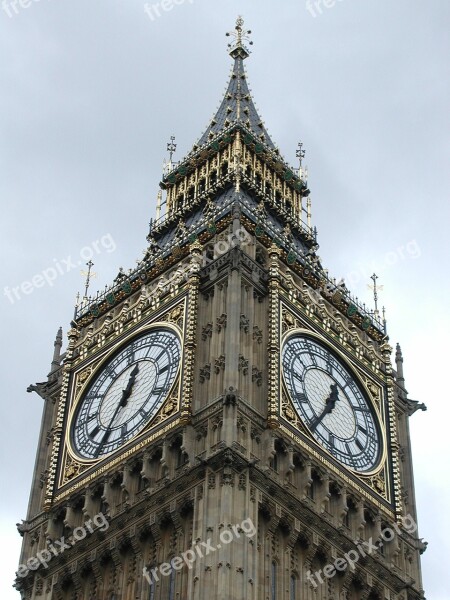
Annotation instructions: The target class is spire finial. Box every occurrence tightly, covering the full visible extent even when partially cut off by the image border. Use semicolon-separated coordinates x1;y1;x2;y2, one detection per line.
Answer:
167;135;176;162
367;273;384;316
226;16;253;59
296;142;306;167
81;260;96;301
296;141;308;181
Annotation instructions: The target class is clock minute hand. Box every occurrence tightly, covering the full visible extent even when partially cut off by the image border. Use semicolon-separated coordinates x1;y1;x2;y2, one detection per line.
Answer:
120;363;140;407
309;384;339;432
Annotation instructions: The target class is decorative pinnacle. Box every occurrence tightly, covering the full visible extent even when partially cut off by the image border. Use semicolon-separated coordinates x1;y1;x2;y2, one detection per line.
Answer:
226;16;253;59
395;343;405;384
50;326;63;372
367;273;384;315
296;142;306;167
166;136;177;162
81;260;96;300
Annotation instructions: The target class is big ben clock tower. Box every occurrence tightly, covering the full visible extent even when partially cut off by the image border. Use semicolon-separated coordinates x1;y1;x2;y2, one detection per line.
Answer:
16;17;427;600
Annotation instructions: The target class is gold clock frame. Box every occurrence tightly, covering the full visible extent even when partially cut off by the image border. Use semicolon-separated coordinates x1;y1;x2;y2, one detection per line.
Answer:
275;295;396;514
50;293;194;503
65;320;183;465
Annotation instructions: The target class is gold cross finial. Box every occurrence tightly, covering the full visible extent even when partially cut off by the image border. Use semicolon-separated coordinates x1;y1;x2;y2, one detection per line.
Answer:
167;136;176;162
296;142;306;167
235;16;245;45
80;260;97;300
367;273;384;315
226;16;253;58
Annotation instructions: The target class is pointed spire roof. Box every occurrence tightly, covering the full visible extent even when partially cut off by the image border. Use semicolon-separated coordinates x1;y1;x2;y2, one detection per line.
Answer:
197;16;276;150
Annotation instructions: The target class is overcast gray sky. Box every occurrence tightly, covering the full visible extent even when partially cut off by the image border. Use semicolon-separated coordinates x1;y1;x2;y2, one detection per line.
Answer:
1;1;449;597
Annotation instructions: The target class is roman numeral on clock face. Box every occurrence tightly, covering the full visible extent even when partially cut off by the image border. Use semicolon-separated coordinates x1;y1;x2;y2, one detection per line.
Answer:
292;371;303;383
355;438;364;451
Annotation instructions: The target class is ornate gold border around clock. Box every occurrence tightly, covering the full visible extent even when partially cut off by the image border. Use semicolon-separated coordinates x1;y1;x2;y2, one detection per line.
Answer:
59;320;183;485
51;297;188;499
277;301;393;507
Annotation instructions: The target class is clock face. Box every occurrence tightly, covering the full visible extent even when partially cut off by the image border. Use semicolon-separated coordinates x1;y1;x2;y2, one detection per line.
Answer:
282;335;381;472
71;328;181;459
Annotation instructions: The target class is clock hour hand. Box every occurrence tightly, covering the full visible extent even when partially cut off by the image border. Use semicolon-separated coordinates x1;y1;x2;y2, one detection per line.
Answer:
94;364;140;458
309;383;339;432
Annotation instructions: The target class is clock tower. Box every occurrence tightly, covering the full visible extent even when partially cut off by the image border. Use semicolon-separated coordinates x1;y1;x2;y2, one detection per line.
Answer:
16;17;427;600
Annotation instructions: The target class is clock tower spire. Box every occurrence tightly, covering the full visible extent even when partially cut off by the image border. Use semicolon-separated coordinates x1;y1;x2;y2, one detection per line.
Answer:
17;18;426;600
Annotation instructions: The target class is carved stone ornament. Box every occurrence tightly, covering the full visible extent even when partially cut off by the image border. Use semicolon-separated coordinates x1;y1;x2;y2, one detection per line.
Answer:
76;366;94;391
280;390;309;435
199;364;211;383
369;472;386;494
216;313;227;332
240;314;250;333
63;454;88;485
201;322;213;340
162;394;178;418
214;355;226;374
253;325;263;344
252;366;262;386
238;355;249;375
365;378;381;408
166;305;184;329
203;197;216;218
281;308;302;334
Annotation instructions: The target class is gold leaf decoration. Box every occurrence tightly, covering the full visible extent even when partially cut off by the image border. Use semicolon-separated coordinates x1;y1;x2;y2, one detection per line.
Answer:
76;366;93;390
281;308;301;334
63;454;88;485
